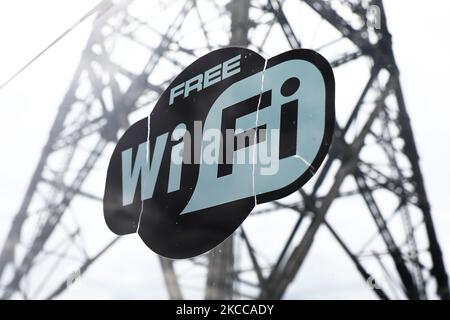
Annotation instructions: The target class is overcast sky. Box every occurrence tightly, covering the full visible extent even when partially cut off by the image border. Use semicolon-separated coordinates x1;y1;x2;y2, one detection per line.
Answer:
0;0;449;299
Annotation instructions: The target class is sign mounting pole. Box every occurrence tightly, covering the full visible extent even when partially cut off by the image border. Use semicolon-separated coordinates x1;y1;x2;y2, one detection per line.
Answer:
204;0;251;300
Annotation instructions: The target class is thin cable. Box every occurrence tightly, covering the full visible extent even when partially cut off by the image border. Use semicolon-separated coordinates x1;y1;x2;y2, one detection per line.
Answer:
0;0;114;92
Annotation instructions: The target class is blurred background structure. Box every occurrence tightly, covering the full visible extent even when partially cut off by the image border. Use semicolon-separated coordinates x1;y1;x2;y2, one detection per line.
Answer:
0;0;448;300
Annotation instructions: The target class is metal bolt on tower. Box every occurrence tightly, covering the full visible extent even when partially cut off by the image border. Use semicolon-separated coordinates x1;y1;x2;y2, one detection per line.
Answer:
0;0;448;300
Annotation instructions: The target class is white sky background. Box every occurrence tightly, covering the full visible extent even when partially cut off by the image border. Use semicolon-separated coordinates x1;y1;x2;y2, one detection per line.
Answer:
0;0;449;299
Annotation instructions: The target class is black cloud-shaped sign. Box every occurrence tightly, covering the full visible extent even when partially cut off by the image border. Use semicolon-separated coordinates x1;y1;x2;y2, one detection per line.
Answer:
103;47;334;259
